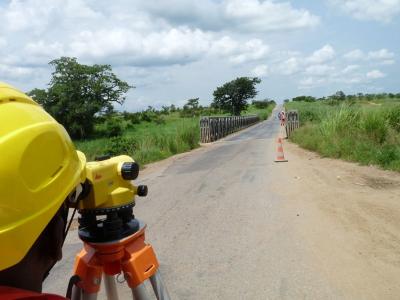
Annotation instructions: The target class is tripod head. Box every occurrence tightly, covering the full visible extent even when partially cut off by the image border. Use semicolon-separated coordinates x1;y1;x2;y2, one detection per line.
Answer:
73;155;148;243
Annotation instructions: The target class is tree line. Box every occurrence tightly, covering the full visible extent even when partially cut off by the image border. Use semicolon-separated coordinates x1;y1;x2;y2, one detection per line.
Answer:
285;90;400;104
28;57;267;140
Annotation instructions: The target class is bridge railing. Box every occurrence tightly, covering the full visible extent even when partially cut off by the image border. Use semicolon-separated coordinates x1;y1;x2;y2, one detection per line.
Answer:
285;110;300;137
200;115;259;143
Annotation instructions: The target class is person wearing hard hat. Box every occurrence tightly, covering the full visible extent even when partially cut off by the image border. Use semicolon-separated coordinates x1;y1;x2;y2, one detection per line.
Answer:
280;110;286;126
0;83;86;299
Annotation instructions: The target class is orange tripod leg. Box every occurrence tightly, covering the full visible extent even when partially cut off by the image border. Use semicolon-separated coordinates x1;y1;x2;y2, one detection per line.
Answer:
121;230;159;289
71;223;160;296
73;246;104;294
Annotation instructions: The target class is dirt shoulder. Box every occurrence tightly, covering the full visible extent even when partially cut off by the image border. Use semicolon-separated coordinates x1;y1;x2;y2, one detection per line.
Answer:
272;139;400;299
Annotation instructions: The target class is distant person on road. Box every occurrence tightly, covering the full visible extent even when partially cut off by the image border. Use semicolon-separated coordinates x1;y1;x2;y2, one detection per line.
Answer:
0;83;85;299
280;110;286;126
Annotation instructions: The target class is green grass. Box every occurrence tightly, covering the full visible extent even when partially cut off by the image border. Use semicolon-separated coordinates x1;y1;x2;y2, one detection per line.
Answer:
244;104;275;120
75;115;199;165
75;104;275;166
285;98;400;172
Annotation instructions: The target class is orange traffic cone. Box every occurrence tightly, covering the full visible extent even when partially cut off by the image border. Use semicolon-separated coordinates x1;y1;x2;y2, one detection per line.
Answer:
275;138;288;162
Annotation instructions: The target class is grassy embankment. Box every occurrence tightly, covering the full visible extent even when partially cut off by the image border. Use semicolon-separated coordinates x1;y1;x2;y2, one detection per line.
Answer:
286;98;400;171
75;104;275;166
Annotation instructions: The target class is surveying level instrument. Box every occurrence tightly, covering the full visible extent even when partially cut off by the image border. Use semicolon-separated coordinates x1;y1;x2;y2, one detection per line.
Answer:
67;155;170;300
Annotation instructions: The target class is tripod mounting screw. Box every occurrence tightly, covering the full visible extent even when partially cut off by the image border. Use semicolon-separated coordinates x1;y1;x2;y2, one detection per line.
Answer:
121;162;140;180
137;185;148;197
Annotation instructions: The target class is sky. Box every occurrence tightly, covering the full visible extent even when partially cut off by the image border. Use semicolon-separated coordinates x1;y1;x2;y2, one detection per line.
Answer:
0;0;399;111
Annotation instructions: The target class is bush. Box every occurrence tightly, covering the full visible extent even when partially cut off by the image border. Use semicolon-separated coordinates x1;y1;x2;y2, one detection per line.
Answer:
362;112;388;144
252;100;270;109
122;112;141;124
96;116;125;137
107;119;124;137
140;111;154;122
103;136;137;156
153;115;166;125
300;109;322;123
377;145;400;167
386;106;400;132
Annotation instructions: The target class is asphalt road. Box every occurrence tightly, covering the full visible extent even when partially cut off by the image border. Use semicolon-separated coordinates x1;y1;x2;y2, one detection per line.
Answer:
44;107;343;299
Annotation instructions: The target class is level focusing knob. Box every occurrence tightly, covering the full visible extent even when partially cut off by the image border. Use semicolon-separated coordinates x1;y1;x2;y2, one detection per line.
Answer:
137;185;148;197
121;162;139;180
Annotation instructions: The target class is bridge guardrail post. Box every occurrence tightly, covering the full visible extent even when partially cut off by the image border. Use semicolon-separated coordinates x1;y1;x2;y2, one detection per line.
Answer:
285;110;300;138
199;114;260;143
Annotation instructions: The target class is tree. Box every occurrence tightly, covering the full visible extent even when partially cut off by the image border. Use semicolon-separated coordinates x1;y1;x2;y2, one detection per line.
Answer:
161;105;170;115
169;104;177;112
181;98;200;118
252;99;274;109
212;77;261;116
28;57;132;139
292;95;316;102
331;90;346;101
185;98;200;110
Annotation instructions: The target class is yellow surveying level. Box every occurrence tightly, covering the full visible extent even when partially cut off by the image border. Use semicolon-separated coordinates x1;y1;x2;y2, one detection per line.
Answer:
68;155;170;300
78;155;146;211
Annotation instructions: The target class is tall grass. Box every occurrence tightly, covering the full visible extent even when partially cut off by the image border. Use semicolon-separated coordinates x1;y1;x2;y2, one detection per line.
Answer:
286;100;400;172
76;119;199;166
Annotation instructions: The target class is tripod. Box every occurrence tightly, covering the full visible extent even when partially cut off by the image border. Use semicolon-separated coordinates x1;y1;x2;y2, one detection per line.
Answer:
65;156;171;299
69;220;170;300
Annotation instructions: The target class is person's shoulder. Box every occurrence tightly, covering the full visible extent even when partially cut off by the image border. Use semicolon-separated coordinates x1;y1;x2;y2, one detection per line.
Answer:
0;286;68;300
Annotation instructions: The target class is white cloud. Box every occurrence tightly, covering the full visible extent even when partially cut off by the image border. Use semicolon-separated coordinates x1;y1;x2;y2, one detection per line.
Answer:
306;45;335;64
69;28;213;66
347;76;363;83
0;64;34;79
228;39;270;64
304;64;335;76
210;37;270;64
343;49;364;60
276;44;394;90
23;41;65;65
223;0;320;32
143;0;320;33
211;36;239;56
367;49;395;60
0;0;275;72
0;38;6;48
139;1;222;30
344;48;395;64
298;77;326;89
381;59;395;65
278;57;300;75
366;69;386;79
1;0;101;33
332;0;400;22
342;64;359;73
252;64;268;77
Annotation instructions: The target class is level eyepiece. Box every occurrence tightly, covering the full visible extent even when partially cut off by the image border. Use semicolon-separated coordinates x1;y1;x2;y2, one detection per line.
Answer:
120;162;139;180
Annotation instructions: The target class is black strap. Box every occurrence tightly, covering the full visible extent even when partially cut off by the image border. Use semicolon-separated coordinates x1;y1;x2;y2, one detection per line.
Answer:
66;275;81;299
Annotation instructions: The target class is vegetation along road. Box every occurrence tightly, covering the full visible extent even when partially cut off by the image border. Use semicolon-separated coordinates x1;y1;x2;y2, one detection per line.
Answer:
44;105;400;299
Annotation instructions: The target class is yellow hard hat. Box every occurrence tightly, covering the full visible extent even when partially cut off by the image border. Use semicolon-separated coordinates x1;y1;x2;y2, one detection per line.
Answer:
0;82;86;270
